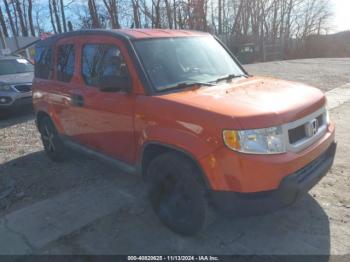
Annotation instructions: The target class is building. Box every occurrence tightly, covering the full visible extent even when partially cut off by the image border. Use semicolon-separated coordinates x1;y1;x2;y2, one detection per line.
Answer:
0;36;39;59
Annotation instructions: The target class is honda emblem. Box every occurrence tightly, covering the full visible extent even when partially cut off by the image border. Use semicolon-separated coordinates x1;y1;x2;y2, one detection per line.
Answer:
305;119;319;137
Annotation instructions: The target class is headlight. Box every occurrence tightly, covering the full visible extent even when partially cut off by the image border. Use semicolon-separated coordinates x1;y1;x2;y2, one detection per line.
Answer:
0;85;13;92
223;126;286;154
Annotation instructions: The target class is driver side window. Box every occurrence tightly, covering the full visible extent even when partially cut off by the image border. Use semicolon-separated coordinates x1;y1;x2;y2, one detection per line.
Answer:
81;44;129;87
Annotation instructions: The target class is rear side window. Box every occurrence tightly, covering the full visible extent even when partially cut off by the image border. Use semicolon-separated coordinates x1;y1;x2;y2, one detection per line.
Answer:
34;46;52;79
57;44;75;82
81;44;129;87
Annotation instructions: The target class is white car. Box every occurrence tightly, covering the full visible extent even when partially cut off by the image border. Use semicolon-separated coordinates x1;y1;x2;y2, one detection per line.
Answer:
0;55;34;110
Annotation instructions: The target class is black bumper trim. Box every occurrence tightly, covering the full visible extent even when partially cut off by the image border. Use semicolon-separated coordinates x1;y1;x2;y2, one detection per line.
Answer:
0;97;33;108
211;142;337;216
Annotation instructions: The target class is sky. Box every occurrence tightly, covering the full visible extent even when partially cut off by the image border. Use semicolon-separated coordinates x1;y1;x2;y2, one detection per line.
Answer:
332;0;350;32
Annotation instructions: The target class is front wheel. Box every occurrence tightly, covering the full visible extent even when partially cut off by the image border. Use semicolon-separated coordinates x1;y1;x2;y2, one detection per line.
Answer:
39;117;66;162
146;152;213;236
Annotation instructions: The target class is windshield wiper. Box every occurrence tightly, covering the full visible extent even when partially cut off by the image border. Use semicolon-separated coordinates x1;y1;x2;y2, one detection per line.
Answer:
213;74;244;83
162;81;215;92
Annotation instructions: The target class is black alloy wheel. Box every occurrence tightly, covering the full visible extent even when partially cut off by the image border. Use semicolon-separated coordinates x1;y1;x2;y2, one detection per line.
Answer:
147;152;213;236
39;117;65;162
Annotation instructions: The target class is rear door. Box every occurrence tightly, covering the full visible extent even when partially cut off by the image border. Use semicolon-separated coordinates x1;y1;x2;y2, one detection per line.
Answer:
74;36;136;164
51;37;86;141
34;37;83;139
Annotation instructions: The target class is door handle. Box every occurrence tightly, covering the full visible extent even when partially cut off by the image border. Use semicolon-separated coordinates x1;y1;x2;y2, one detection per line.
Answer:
71;94;84;107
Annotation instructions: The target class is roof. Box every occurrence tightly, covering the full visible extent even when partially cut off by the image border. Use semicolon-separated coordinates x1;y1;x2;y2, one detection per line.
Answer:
36;29;210;47
111;29;209;39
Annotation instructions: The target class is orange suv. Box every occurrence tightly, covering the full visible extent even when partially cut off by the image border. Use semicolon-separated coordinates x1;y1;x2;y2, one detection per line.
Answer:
33;29;336;236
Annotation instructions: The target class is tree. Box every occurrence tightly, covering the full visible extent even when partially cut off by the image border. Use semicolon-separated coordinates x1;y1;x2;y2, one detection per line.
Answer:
88;0;101;28
103;0;121;29
52;0;62;33
28;0;35;36
3;0;19;49
60;0;68;32
218;0;222;34
131;0;141;28
164;0;173;29
0;6;9;37
14;0;28;36
49;0;57;33
152;0;161;28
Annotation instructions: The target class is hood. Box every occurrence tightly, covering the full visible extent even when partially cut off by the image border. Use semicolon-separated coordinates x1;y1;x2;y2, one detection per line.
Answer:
161;76;326;129
0;72;34;85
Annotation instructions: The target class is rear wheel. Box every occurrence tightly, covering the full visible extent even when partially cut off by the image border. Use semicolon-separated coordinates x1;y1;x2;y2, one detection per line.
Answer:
146;152;213;236
39;117;65;162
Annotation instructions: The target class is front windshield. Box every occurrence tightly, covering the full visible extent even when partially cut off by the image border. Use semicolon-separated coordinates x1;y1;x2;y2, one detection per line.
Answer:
134;36;244;91
0;58;34;75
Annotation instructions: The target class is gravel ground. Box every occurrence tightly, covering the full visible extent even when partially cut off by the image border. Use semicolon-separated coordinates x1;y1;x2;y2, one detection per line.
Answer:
0;58;349;255
245;58;350;92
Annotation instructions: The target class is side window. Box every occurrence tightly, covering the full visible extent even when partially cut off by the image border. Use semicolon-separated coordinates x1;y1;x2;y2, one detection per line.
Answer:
81;44;129;87
34;46;52;79
57;44;75;82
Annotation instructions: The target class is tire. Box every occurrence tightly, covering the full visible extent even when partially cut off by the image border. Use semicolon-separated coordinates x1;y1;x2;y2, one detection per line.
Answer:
146;152;214;236
39;116;66;162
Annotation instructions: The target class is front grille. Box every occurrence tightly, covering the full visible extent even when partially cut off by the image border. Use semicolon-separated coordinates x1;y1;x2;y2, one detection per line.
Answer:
289;125;307;144
14;84;32;93
288;114;324;144
12;96;32;106
316;115;324;126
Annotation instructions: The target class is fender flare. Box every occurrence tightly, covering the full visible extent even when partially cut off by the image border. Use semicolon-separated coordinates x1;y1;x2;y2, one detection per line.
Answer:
139;141;213;189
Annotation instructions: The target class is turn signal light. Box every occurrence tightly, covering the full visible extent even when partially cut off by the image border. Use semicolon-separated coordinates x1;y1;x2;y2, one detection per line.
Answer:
223;130;241;151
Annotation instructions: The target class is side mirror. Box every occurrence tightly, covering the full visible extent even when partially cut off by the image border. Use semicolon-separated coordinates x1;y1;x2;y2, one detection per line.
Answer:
99;75;132;93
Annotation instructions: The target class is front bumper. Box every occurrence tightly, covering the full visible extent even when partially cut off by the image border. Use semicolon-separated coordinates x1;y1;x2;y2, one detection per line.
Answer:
211;142;337;215
0;91;32;108
200;123;335;192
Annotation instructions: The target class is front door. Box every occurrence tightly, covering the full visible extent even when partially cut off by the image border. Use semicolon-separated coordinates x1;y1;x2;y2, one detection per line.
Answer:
74;36;136;164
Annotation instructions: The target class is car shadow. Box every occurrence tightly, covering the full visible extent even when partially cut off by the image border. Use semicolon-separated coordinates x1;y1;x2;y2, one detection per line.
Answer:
0;151;331;257
0;106;35;129
78;192;331;257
